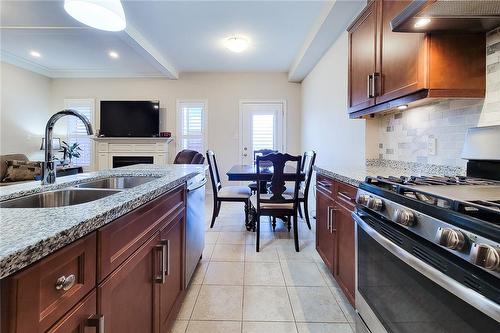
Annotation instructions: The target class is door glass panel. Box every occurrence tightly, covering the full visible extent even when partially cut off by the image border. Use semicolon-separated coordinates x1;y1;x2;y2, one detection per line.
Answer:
357;225;500;333
252;114;274;152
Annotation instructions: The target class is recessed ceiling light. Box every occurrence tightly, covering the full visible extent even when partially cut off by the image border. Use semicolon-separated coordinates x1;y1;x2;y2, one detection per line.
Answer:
224;36;249;53
414;18;431;28
64;0;126;31
397;104;409;110
108;51;119;59
30;50;41;58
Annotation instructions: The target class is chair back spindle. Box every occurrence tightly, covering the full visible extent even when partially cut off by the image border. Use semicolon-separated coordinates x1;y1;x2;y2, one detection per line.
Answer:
206;150;222;195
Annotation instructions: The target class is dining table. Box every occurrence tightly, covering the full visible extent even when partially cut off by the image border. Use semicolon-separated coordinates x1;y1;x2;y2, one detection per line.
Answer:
226;164;305;231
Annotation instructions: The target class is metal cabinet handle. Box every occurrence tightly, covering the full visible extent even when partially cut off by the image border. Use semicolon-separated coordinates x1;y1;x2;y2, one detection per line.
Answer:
338;192;354;203
55;274;76;291
327;207;331;232
327;206;338;233
318;181;331;188
330;207;338;233
155;240;168;284
367;74;373;98
86;315;104;333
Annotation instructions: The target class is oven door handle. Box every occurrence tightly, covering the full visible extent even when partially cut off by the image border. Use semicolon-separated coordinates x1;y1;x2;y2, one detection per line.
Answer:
353;212;500;323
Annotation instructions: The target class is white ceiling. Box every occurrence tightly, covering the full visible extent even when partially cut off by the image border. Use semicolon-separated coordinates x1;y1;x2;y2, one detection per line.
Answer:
0;0;364;80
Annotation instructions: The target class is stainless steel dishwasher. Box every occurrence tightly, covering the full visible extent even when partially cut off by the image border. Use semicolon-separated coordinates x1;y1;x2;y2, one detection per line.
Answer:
185;173;206;285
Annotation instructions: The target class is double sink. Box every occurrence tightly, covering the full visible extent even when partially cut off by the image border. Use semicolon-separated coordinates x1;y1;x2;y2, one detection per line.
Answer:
0;176;158;209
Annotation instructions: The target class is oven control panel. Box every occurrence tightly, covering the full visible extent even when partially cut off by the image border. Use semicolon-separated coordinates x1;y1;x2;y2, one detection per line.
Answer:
355;189;500;278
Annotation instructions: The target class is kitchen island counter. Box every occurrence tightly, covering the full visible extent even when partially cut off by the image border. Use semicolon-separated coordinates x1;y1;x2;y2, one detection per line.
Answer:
0;164;206;279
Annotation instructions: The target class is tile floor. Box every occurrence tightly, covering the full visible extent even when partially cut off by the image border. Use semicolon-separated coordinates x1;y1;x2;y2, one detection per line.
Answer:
171;195;357;333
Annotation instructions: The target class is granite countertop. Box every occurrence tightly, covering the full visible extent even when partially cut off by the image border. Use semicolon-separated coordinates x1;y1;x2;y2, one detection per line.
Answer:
0;164;206;279
314;159;465;187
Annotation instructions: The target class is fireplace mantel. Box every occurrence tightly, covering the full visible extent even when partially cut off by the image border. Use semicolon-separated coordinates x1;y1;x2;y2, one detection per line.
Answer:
92;137;174;170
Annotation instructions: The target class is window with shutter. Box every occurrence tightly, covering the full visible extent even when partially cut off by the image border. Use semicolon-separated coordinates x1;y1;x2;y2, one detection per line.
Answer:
252;114;274;151
177;100;207;154
64;99;95;168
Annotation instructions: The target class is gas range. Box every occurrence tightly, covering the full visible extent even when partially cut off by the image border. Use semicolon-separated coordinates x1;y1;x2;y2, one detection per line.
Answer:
356;175;500;278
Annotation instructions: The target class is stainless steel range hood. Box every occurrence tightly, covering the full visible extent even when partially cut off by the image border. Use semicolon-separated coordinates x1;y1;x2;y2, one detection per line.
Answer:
391;0;500;33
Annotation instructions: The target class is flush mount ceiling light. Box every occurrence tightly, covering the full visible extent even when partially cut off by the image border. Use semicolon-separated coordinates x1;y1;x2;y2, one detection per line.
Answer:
108;50;119;59
397;104;409;110
64;0;126;31
224;36;249;53
30;50;41;58
414;17;431;28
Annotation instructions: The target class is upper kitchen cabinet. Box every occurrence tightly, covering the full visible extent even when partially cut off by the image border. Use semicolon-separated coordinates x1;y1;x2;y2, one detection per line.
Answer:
348;0;378;111
347;0;486;118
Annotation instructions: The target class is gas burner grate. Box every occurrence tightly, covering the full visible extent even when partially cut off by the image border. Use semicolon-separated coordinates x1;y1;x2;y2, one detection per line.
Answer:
364;176;500;224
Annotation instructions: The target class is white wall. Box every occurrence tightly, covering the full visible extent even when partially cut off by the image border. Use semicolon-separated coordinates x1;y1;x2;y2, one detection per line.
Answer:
300;31;367;168
49;72;301;179
0;62;51;160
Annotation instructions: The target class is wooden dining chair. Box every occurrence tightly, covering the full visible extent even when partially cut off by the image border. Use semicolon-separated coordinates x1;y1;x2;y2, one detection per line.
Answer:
206;150;251;228
285;150;316;229
248;149;278;194
251;153;302;252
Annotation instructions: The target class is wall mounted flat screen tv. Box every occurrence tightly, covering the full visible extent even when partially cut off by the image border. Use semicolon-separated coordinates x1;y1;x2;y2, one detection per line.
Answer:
100;100;160;137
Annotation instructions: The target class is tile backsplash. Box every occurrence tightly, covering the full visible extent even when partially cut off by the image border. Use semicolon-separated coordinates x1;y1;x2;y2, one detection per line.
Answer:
375;28;500;169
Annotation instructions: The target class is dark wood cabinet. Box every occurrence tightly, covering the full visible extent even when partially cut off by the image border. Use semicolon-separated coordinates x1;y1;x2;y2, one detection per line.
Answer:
348;0;378;112
333;204;356;306
158;210;185;333
98;233;160;333
0;233;96;333
1;184;192;333
46;291;98;333
377;0;426;104
316;188;335;271
316;176;357;306
348;0;485;117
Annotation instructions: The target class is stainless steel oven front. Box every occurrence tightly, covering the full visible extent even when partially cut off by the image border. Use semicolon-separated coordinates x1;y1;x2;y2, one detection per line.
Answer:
352;210;500;333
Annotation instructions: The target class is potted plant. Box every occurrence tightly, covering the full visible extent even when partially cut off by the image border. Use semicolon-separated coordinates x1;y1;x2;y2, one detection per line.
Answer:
61;141;82;166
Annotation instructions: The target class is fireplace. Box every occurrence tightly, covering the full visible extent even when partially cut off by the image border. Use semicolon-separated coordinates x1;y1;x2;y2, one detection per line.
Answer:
113;156;154;168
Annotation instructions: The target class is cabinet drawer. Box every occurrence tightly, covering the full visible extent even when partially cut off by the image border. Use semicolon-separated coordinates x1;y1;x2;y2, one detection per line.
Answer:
98;185;185;282
334;181;357;211
46;291;98;333
316;175;334;196
1;233;96;333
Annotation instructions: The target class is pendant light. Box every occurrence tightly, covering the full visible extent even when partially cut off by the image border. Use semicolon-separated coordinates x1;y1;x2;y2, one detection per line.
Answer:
64;0;126;31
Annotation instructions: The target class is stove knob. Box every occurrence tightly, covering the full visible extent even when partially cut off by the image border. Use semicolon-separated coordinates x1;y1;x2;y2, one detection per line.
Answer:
436;228;467;251
471;244;500;271
356;194;371;206
394;209;416;227
368;198;384;211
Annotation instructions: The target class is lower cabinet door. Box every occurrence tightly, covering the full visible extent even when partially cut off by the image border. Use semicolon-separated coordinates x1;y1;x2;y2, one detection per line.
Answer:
98;234;161;333
334;205;356;306
158;211;185;332
316;189;335;271
46;291;97;333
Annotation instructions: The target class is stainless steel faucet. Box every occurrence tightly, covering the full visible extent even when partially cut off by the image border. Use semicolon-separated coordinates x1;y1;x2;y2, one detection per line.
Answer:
42;109;93;185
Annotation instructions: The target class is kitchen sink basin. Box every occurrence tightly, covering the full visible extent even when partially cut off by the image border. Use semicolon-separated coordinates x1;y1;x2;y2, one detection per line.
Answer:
75;176;158;190
0;188;121;208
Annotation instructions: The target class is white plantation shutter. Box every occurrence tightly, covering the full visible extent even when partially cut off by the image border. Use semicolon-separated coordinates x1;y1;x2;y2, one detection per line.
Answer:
252;114;274;151
177;101;206;154
64;99;95;168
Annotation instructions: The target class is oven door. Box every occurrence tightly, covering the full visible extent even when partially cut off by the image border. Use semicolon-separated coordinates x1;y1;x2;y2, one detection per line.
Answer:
353;211;500;333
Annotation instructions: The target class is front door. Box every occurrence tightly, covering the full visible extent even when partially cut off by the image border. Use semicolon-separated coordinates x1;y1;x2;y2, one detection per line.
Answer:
240;101;284;164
